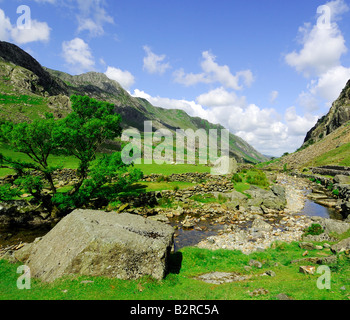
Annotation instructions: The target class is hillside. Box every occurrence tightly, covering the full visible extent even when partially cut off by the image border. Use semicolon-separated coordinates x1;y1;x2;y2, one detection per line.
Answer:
0;41;267;163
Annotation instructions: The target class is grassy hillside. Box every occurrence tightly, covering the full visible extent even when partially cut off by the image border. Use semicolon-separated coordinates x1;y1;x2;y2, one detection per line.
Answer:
264;120;350;170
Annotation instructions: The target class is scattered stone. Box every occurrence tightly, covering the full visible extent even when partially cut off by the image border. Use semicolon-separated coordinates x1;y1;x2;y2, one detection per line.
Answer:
249;288;269;297
276;293;293;300
196;272;251;285
299;242;316;250
264;270;276;277
299;266;316;275
249;259;262;268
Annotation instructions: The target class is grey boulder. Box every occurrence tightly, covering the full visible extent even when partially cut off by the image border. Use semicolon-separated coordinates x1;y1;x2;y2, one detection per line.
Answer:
16;209;174;282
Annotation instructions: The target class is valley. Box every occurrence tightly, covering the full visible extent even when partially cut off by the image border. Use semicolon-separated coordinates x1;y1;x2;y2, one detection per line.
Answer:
0;40;349;301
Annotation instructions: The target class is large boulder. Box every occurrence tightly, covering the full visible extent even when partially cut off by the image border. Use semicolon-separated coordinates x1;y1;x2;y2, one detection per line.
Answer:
331;237;350;253
16;210;174;282
245;185;287;211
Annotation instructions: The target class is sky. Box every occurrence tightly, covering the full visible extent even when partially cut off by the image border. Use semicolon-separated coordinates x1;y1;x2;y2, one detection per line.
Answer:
1;0;350;157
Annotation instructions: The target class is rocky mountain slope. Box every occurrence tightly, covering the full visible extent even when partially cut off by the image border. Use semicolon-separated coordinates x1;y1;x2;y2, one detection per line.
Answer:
304;79;350;146
0;41;267;163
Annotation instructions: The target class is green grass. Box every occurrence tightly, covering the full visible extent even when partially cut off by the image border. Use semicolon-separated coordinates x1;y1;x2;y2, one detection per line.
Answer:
1;243;349;300
231;169;270;194
0;93;51;121
190;193;227;204
310;142;350;167
133;162;210;175
0;143;79;177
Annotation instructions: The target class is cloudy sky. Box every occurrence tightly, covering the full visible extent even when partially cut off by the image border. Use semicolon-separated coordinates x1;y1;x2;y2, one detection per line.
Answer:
1;0;350;157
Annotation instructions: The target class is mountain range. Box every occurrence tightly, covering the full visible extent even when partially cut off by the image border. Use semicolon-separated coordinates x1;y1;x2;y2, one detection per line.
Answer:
0;41;268;164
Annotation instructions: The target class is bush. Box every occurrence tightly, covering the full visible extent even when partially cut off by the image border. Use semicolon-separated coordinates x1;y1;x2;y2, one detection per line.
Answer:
332;189;339;197
246;170;269;188
232;173;243;183
303;224;324;237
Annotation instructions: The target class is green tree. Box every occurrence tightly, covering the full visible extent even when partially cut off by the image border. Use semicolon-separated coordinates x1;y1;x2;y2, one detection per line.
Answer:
56;95;123;196
0;95;142;215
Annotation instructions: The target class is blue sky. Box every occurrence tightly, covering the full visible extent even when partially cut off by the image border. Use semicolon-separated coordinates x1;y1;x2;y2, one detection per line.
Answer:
1;0;350;156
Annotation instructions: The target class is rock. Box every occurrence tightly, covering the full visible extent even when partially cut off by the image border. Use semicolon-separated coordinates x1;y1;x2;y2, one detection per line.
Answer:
299;242;316;250
249;288;269;297
299;266;316;275
322;219;350;235
246;185;286;211
331;237;350;253
276;293;293;300
17;210;174;282
264;270;276;277
249;259;262;268
117;203;129;213
251;218;273;232
334;175;350;185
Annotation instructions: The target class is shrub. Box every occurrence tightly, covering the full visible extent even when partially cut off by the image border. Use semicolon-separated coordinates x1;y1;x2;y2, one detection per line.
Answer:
246;170;269;188
232;173;243;183
332;189;339;197
303;224;324;237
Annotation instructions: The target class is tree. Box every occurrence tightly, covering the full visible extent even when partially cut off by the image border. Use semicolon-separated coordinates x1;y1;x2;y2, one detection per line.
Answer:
0;95;142;215
55;95;123;196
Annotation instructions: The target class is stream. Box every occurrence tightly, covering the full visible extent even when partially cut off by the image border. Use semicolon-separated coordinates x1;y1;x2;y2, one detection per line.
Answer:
0;179;346;252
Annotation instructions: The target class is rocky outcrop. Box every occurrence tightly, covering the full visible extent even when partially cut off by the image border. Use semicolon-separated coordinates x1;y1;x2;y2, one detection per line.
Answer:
0;41;66;96
15;209;175;282
304;79;350;145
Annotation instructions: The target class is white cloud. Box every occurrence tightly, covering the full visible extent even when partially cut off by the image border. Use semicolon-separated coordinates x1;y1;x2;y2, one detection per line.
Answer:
75;0;114;37
105;66;135;90
286;0;350;111
174;51;254;90
196;87;246;108
11;20;51;44
143;46;171;75
270;91;279;104
0;8;51;44
285;22;347;78
62;38;95;74
132;88;316;157
285;106;318;136
324;0;349;21
297;91;320;112
0;9;12;42
309;65;350;102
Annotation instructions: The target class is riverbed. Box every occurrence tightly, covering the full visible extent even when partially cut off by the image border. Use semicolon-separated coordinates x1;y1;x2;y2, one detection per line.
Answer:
0;174;345;254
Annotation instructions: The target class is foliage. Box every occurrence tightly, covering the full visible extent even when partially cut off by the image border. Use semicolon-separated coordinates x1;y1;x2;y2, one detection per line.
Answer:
246;170;269;188
303;224;324;237
232;173;243;183
332;189;339;196
0;183;21;201
0;95;140;215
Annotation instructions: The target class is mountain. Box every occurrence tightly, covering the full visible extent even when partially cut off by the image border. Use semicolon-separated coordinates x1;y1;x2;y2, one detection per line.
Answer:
303;79;350;146
0;41;268;163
